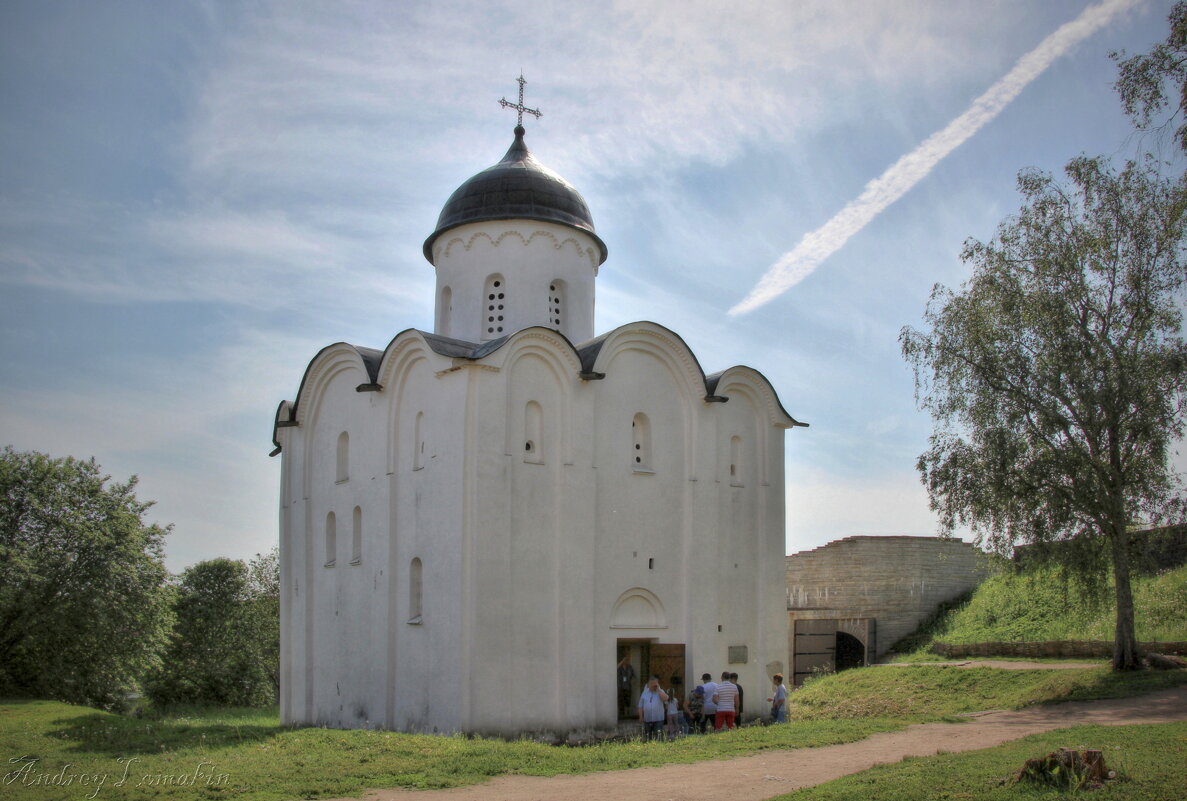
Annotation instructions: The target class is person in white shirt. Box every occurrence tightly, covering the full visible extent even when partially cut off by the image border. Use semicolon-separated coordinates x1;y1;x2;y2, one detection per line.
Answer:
767;672;788;723
699;672;718;731
665;687;683;738
637;675;668;741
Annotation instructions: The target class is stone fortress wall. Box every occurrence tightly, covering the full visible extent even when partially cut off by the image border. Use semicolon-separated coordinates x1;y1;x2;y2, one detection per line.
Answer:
785;536;989;685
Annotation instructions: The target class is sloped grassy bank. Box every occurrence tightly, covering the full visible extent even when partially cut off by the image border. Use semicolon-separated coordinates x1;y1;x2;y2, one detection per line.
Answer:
788;664;1187;720
891;563;1187;660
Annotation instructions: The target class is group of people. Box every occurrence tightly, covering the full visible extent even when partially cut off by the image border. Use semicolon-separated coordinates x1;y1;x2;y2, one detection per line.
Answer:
634;667;789;740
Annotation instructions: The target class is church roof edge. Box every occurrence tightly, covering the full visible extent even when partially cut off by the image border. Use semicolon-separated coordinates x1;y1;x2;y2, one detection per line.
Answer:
271;323;804;453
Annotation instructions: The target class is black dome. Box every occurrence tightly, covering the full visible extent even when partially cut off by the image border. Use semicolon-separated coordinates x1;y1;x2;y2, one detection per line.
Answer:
423;126;607;265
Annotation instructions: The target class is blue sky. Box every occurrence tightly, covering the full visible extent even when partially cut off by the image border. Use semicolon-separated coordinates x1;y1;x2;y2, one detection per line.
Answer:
0;0;1179;571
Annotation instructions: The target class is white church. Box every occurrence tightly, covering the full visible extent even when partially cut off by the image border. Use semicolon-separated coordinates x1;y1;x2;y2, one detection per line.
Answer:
272;89;805;737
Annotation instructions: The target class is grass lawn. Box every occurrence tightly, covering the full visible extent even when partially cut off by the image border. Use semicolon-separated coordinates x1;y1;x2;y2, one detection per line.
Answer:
774;721;1187;801
1;666;1182;800
0;700;900;801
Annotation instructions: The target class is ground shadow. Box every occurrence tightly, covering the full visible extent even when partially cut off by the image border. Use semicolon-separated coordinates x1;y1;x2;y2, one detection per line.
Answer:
47;708;290;756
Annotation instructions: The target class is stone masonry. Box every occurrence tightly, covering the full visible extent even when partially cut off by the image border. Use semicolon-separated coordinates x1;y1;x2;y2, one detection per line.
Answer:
786;536;989;683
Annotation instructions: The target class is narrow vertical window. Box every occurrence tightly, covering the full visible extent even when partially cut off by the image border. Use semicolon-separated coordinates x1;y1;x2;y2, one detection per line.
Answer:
413;411;425;470
548;280;564;330
408;557;423;623
632;413;652;471
524;401;543;463
350;506;362;565
336;431;349;482
325;511;337;567
481;274;506;340
437;286;452;337
730;435;743;485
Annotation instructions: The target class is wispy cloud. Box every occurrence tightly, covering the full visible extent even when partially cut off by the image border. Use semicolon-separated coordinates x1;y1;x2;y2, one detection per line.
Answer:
728;0;1141;316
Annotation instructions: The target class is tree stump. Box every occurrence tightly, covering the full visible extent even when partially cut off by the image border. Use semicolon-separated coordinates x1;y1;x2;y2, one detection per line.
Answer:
1011;747;1111;789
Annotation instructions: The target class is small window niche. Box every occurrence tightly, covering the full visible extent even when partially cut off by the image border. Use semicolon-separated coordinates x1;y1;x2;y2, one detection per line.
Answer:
632;413;653;473
413;411;425;471
729;435;743;486
524;401;543;464
336;431;349;483
324;511;337;567
408;557;423;624
350;506;362;565
548;280;564;330
481;274;507;340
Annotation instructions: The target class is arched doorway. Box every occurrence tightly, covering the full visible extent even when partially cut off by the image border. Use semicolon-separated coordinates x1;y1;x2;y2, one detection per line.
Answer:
835;631;865;672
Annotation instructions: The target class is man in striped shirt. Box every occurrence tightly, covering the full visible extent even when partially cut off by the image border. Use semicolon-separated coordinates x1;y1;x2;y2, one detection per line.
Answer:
712;671;738;730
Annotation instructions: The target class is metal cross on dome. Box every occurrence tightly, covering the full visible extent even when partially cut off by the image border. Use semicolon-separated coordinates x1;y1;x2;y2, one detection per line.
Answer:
499;74;542;128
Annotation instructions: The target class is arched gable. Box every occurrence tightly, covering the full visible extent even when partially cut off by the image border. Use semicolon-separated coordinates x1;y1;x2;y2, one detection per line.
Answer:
710;381;767;486
374;331;441;475
481;326;583;374
707;366;804;429
586;322;710;404
292;343;379;429
292;344;378;500
610;587;667;629
491;330;580;463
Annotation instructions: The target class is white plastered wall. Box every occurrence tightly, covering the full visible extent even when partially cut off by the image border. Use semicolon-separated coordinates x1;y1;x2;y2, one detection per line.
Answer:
280;325;793;736
431;221;600;344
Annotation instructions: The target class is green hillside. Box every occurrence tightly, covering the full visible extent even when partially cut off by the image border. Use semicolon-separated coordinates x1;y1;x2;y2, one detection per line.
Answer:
897;564;1187;654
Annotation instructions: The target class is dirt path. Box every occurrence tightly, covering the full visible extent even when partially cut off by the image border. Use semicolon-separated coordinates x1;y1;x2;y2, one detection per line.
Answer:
325;687;1187;801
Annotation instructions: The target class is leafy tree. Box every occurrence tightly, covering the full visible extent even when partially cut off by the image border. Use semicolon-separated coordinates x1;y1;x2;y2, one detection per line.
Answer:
0;447;173;708
147;551;278;706
900;156;1187;670
247;547;280;697
1114;1;1187;152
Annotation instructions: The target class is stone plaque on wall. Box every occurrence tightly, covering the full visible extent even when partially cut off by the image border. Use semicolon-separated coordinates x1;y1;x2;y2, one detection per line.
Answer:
727;645;748;664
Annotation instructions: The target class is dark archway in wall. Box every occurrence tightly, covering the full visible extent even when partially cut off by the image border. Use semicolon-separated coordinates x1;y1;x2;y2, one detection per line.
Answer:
835;632;865;672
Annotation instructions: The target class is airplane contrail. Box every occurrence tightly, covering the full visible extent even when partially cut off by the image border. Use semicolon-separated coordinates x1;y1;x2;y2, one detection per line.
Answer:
728;0;1143;316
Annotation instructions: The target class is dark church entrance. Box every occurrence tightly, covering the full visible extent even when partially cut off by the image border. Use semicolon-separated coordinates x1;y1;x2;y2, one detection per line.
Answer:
616;640;686;720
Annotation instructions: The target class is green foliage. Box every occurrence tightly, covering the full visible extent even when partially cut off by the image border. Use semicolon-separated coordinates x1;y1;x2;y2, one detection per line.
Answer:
900;156;1187;669
775;722;1186;801
246;547;280;697
899;564;1187;649
885;588;977;657
1113;1;1187;153
0;447;172;709
145;550;279;707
